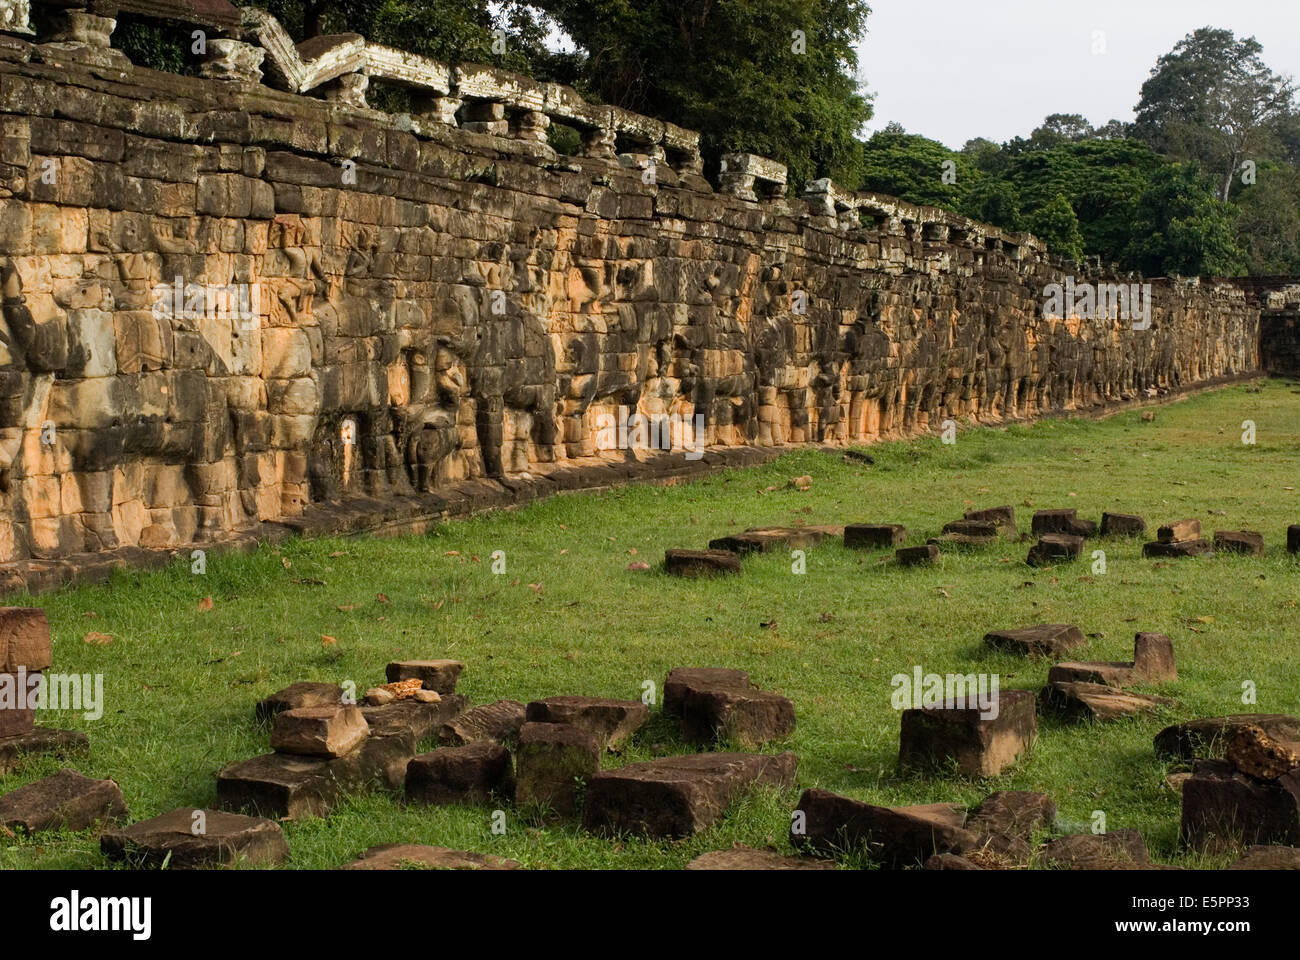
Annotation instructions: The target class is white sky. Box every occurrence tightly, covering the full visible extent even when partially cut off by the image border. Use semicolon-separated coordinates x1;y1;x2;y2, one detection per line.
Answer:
857;0;1300;148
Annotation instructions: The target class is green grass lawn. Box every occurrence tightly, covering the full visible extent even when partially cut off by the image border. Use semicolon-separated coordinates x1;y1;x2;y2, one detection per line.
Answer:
4;379;1300;870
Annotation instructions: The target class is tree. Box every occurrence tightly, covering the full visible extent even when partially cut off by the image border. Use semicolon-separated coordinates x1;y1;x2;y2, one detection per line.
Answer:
1027;113;1093;150
1026;193;1084;261
961;179;1021;232
1133;27;1296;201
1234;162;1300;274
857;129;975;209
1123;162;1244;276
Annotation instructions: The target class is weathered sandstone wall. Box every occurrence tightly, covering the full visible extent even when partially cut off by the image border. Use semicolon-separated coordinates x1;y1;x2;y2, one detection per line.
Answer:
0;4;1263;591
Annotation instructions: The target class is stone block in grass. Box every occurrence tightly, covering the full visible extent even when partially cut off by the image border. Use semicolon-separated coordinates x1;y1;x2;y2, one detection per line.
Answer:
1041;681;1172;722
513;721;600;816
271;705;369;759
663;667;752;716
896;544;939;566
790;788;975;867
583;751;797;839
0;727;88;775
524;696;648;749
1155;714;1300;760
1181;759;1300;852
679;686;795;748
255;681;342;723
983;623;1085;659
898;689;1037;778
405;741;514;806
0;607;51;672
101;808;288;868
1143;538;1211;558
385;659;464;693
1040;829;1149;869
664;548;742;577
1032;509;1095;538
1100;512;1146;537
438;699;525;747
708;527;825;554
1213;530;1264;555
843;524;906;549
1048;632;1177;687
0;768;127;834
1026;533;1083;566
1158;518;1202;542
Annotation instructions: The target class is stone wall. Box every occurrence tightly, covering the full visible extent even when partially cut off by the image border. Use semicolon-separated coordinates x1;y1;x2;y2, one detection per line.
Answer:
0;2;1265;590
1240;280;1300;377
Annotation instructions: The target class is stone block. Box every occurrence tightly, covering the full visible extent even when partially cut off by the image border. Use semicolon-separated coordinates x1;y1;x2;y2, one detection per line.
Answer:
1026;533;1083;566
678;686;795;748
405;741;514;805
663;667;752;716
583;751;797;838
524;696;649;749
664;548;741;577
790;788;976;868
385;659;464;694
254;681;342;723
513;721;600;816
1100;512;1146;537
1214;530;1264;555
438;699;525;747
1156;714;1300;761
896;544;939;566
1157;518;1201;542
0;768;127;833
101;808;288;869
983;623;1085;659
898;689;1037;778
270;704;369;758
1143;538;1211;558
843;524;905;549
342;843;518;870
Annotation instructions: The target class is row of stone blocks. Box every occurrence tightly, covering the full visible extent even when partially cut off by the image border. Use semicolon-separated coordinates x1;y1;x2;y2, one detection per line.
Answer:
0;606;90;773
663;507;1297;577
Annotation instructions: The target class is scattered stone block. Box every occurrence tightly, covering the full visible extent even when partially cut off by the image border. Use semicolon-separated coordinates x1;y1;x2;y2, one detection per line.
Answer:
790;788;976;867
966;790;1056;864
220;698;466;818
1143;539;1211;558
1289;524;1300;554
365;679;423;704
101;808;288;869
1032;509;1095;538
1100;512;1146;537
929;529;997;547
583;751;797;838
1026;533;1083;566
664;548;742;577
964;505;1014;527
1048;632;1177;687
341;843;519;870
843;524;906;549
0;607;51;672
1158;518;1202;542
438;699;526;747
1042;681;1172;722
898;689;1037;778
709;527;824;553
983;623;1085;659
1214;530;1264;556
525;696;649;749
0;768;127;834
924;852;984;869
270;705;369;759
1225;724;1300;780
385;660;464;694
1181;759;1300;851
896;544;939;566
1227;845;1300;870
663;668;752;716
685;845;835;870
941;519;1000;539
679;686;795;748
405;741;514;805
0;727;89;775
0;681;34;738
1041;830;1148;869
255;681;342;723
1155;714;1300;760
514;721;601;816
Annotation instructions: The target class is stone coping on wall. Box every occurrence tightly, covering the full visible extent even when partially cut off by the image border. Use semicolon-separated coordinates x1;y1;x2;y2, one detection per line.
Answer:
0;371;1261;598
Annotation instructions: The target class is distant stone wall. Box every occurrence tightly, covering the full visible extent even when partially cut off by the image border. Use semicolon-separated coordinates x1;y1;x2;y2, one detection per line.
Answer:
0;2;1265;590
1240;280;1300;377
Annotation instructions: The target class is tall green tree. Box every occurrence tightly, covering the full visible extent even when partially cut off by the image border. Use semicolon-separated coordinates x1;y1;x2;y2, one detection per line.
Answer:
1124;162;1244;276
1133;27;1296;201
1026;193;1084;261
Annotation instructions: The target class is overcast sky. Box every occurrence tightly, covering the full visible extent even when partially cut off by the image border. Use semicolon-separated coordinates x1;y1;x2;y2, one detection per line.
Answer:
857;0;1300;148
